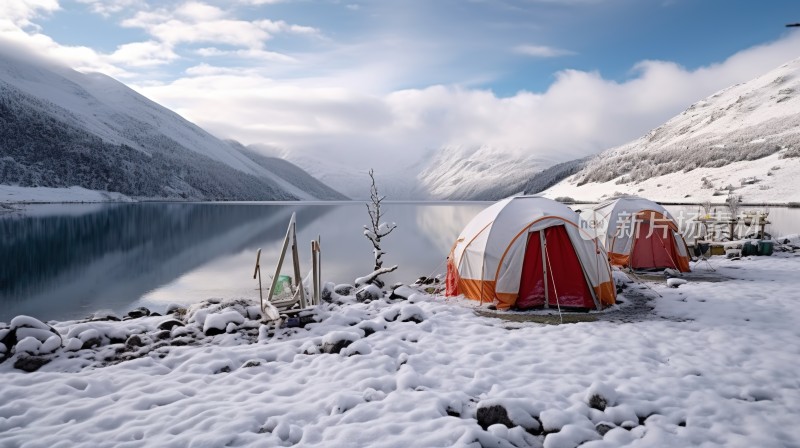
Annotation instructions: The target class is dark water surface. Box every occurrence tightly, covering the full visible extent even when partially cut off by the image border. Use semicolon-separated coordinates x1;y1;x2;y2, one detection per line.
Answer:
0;202;486;322
2;202;797;323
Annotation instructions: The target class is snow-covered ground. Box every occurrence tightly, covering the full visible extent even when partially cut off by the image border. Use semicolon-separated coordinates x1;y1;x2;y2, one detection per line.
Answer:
0;185;133;204
2;252;800;447
543;151;800;204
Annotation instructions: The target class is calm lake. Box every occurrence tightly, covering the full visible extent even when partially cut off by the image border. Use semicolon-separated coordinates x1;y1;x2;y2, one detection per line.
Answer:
2;202;798;322
0;202;486;322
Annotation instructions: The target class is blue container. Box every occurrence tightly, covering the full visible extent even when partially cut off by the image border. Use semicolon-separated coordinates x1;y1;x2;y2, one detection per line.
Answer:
757;240;774;256
742;241;758;257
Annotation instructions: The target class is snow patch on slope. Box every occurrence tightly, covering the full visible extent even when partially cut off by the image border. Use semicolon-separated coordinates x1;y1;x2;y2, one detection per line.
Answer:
417;145;549;200
545;58;800;203
545;151;800;203
0;186;133;204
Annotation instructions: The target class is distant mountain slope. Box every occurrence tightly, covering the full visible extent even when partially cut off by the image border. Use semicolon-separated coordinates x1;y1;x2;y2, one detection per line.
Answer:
416;145;550;200
522;157;589;195
544;58;800;203
0;85;294;200
0;45;340;201
230;143;348;200
276;151;419;200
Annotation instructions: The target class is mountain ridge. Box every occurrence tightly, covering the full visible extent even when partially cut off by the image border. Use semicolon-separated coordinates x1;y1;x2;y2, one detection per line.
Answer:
542;58;800;204
0;44;345;202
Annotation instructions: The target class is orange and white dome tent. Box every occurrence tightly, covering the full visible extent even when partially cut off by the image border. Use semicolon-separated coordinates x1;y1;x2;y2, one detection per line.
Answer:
445;196;616;311
589;196;691;272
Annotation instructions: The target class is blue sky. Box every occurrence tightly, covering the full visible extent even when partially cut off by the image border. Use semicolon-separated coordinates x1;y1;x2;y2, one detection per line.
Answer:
29;0;797;93
1;0;799;170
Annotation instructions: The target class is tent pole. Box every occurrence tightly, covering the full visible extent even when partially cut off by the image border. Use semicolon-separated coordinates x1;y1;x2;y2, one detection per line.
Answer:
478;262;485;306
540;231;549;309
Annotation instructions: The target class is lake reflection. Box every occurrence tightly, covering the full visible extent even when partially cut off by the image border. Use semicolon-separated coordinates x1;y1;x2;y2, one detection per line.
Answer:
2;201;797;323
0;202;486;322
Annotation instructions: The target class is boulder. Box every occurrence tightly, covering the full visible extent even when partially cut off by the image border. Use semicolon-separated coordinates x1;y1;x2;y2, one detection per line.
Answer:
334;284;355;296
14;355;50;372
125;335;144;349
154;330;171;340
390;285;417;301
81;336;103;350
203;310;245;336
596;422;615;436
321;339;352;354
89;311;121;322
397;305;426;323
126;307;151;319
585;382;617;411
477;405;515;430
321;282;338;302
157;319;184;331
63;338;83;352
166;304;187;316
355;284;383;302
14;336;42;355
320;331;360;354
667;278;688;288
3;316;60;354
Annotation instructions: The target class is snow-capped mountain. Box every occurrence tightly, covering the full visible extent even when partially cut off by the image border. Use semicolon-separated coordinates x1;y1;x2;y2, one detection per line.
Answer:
0;46;345;201
544;58;800;203
272;149;423;200
281;145;551;201
416;145;551;200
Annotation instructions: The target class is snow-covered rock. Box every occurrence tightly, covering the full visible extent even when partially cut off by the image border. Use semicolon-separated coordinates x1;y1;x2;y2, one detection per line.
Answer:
9;315;52;331
355;284;383;302
584;382;618;411
202;311;245;336
667;278;688;288
14;337;42;355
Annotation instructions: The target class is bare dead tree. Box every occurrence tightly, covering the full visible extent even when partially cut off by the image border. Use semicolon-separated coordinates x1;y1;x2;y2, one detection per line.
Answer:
701;200;712;217
726;193;742;219
363;168;397;272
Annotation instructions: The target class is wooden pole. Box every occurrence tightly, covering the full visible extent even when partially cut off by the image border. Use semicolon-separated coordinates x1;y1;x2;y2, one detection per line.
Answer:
253;248;262;303
311;240;318;306
291;218;307;309
266;213;295;313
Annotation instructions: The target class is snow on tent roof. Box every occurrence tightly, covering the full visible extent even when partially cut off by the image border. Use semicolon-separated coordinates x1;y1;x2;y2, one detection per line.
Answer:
446;196;615;310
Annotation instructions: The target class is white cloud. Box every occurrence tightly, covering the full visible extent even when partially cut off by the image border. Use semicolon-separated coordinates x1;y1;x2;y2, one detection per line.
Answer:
0;29;132;77
134;31;800;172
122;10;269;49
193;47;296;62
513;44;575;58
0;0;59;30
119;3;320;51
108;40;178;67
254;19;320;36
237;0;285;4
76;0;143;16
